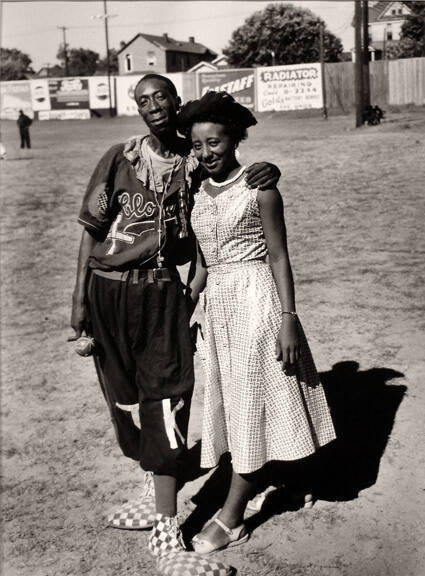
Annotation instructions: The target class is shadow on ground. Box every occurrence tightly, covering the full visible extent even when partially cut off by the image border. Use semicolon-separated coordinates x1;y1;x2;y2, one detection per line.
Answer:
180;361;406;541
316;361;406;501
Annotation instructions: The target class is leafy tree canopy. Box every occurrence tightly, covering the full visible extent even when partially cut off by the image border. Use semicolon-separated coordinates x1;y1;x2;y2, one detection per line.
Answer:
57;45;100;76
223;3;343;67
0;47;34;80
388;1;425;58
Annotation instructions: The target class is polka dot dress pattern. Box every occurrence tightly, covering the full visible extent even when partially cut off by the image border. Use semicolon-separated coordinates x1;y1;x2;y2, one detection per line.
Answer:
191;172;336;474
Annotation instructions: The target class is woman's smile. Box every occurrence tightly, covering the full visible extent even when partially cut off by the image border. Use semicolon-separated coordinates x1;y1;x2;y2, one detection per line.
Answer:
191;122;239;181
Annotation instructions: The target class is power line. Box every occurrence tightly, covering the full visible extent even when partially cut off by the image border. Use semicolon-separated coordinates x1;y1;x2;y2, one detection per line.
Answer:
4;10;246;39
333;14;354;34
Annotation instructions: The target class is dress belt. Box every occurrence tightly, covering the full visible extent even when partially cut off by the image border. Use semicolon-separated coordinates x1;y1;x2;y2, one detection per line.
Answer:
92;267;177;283
207;259;267;275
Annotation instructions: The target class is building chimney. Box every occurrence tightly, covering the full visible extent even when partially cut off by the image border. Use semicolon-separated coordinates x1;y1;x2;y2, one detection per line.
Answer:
189;36;195;44
163;33;169;41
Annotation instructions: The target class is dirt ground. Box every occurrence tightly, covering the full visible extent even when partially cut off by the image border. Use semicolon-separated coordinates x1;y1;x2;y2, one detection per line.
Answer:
1;110;424;576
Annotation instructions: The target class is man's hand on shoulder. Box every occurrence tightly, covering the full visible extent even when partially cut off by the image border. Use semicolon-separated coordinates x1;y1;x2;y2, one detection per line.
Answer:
246;162;281;191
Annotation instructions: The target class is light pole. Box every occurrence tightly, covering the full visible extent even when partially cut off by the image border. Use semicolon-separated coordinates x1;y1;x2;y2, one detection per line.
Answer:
92;1;117;117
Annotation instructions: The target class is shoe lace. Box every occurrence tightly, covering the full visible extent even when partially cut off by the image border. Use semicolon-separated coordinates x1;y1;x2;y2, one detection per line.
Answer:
141;471;154;499
167;516;185;549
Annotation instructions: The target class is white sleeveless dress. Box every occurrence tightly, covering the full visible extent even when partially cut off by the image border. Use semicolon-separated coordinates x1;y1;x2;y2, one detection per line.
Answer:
191;168;336;474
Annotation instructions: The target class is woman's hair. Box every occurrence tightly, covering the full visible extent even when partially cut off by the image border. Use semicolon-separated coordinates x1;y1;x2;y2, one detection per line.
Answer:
134;74;178;100
177;91;257;145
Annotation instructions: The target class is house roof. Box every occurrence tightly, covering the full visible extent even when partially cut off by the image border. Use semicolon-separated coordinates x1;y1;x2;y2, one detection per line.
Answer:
187;61;218;73
212;54;228;65
368;1;411;23
349;40;397;53
35;65;64;77
118;33;217;57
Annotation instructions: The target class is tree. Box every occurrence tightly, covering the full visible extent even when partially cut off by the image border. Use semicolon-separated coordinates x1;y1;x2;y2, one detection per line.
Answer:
223;3;343;67
57;45;99;76
387;1;425;59
0;47;34;80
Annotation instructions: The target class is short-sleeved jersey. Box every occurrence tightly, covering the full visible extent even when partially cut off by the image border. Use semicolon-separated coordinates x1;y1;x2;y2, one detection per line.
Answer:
78;141;200;271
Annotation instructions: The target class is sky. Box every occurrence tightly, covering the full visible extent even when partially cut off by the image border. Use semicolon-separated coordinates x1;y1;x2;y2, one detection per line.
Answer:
1;1;356;71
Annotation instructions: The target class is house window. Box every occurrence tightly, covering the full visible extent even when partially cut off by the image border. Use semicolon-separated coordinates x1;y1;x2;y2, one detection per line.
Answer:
398;8;402;14
125;54;133;72
386;25;393;41
147;51;156;67
391;9;396;15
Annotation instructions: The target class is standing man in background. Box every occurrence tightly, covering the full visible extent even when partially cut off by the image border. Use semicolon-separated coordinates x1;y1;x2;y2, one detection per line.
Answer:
17;110;32;149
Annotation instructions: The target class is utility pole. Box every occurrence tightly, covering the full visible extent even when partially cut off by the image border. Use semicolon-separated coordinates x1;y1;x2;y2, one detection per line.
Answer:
319;22;328;120
354;0;364;127
383;24;388;60
57;26;69;76
362;0;371;110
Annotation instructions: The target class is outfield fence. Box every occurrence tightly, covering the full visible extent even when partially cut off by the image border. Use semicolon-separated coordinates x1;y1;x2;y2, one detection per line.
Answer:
1;57;424;120
324;58;425;111
388;57;425;106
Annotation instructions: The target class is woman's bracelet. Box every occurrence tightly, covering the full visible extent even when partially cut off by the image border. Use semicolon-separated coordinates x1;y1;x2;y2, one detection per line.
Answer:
282;310;297;317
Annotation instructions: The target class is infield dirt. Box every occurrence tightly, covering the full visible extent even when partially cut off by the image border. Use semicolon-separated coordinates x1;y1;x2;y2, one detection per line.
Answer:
1;110;424;576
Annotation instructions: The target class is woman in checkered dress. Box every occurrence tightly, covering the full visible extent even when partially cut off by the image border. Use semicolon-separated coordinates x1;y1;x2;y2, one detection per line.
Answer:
180;92;336;554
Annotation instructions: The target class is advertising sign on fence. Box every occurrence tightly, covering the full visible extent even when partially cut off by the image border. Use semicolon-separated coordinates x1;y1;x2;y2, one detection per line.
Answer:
30;79;51;111
0;81;33;119
39;109;91;121
115;75;139;115
116;73;183;116
256;63;323;111
197;69;255;108
88;77;115;109
48;78;90;109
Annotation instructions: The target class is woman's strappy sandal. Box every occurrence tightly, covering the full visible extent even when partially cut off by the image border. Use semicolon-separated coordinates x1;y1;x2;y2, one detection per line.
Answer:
247;485;315;512
192;517;249;555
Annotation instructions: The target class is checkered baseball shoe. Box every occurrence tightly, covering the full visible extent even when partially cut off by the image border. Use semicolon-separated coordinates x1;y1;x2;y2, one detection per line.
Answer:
107;471;156;530
156;550;235;576
148;514;186;557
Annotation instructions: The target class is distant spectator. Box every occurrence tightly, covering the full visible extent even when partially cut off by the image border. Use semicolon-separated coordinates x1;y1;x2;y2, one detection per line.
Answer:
17;110;32;149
